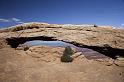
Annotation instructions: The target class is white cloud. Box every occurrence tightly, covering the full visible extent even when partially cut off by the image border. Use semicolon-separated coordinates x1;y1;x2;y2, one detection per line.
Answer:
0;19;10;22
11;18;23;23
12;18;21;22
0;18;24;24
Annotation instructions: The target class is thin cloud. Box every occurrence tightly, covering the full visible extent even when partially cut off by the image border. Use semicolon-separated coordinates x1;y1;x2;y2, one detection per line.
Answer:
11;18;23;23
0;18;23;24
121;23;124;26
0;19;10;22
12;18;21;22
117;23;124;29
17;21;24;23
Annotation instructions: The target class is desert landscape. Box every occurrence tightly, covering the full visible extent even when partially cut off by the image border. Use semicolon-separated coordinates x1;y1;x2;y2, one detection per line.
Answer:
0;22;124;82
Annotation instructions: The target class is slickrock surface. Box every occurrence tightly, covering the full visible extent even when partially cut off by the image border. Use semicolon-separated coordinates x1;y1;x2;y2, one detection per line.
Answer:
0;22;124;82
1;22;124;49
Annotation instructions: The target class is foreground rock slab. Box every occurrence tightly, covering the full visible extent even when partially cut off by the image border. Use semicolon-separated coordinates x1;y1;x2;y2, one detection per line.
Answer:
0;46;124;82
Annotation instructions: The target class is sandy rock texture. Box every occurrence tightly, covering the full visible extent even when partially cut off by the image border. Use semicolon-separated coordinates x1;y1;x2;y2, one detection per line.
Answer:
1;22;124;49
0;22;124;82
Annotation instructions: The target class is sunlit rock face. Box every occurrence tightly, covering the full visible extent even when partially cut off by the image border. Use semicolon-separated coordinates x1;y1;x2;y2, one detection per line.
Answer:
1;22;124;50
0;22;124;82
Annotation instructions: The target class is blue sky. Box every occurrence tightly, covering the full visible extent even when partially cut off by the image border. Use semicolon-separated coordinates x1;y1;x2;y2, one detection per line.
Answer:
0;0;124;28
